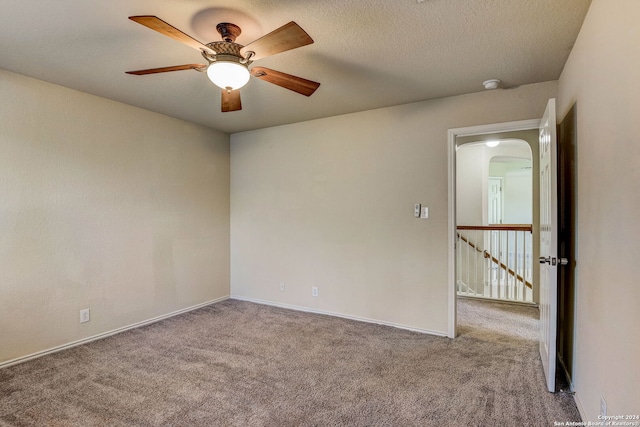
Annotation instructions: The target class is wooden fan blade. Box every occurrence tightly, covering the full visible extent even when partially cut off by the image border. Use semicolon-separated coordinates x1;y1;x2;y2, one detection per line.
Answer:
126;64;207;75
240;22;313;61
129;16;212;53
221;89;242;112
250;67;320;96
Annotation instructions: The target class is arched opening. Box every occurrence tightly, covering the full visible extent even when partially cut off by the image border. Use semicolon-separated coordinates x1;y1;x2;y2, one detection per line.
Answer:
455;136;535;304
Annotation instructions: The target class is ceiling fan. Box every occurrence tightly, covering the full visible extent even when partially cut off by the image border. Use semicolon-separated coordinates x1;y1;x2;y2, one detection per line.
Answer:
126;16;320;112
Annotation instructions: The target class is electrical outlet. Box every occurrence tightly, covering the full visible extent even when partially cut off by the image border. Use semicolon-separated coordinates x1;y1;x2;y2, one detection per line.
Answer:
312;286;318;297
79;308;90;323
600;395;607;418
280;282;286;292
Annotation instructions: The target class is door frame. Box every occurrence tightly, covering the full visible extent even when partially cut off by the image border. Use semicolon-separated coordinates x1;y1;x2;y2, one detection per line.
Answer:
557;103;578;391
447;119;540;338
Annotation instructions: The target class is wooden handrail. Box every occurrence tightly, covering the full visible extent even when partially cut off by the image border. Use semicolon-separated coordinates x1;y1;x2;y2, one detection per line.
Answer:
457;233;484;254
457;224;532;232
456;227;533;290
482;247;533;290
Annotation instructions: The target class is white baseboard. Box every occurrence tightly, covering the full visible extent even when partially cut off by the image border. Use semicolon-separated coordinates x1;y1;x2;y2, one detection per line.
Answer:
0;296;229;369
231;295;448;337
574;390;588;422
457;294;539;308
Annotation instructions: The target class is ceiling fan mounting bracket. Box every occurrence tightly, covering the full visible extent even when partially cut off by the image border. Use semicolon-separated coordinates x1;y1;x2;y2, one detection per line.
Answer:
216;22;242;43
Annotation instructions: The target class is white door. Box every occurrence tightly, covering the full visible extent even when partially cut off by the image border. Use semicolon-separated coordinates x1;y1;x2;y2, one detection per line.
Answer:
539;98;558;392
488;177;503;224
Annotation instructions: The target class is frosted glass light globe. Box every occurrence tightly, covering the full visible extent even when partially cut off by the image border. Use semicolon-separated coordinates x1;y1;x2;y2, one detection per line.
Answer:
207;61;250;90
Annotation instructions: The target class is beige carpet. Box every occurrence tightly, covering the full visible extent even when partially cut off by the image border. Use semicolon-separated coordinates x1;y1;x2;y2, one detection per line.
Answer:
0;298;580;426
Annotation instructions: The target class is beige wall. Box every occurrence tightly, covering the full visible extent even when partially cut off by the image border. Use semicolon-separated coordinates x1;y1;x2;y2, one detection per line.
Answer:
557;0;640;420
231;81;557;334
456;143;488;226
0;69;230;364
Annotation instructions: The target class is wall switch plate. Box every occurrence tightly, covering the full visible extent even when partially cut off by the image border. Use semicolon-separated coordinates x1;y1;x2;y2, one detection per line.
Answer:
421;207;429;219
414;203;421;218
312;286;318;297
280;282;286;292
80;308;90;323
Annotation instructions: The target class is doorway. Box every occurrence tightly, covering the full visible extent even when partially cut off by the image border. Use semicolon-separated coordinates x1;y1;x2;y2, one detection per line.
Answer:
448;107;577;393
454;135;537;305
447;119;540;337
488;177;503;224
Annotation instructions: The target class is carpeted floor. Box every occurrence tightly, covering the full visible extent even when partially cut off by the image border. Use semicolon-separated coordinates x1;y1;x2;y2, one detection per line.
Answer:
0;298;580;426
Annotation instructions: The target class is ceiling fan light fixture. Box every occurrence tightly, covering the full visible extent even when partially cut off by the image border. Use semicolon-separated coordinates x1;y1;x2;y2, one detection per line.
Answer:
207;59;250;90
127;17;319;112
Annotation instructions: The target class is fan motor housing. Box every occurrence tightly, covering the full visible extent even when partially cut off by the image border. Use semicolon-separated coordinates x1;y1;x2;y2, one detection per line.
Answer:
203;42;252;66
207;41;243;56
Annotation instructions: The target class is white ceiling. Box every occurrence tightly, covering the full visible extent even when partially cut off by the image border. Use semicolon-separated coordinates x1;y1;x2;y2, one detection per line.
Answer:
0;0;591;134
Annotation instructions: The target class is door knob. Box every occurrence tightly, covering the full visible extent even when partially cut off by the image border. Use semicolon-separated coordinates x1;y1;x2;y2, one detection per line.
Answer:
559;258;569;266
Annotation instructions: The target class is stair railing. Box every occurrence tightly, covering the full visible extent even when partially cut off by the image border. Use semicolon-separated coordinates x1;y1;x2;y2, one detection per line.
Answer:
456;224;533;303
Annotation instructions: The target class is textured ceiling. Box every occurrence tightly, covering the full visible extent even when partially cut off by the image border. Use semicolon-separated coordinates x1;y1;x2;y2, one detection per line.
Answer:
0;0;591;133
